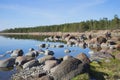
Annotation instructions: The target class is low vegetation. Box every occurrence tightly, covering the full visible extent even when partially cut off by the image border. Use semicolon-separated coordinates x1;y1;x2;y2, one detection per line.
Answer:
72;50;120;80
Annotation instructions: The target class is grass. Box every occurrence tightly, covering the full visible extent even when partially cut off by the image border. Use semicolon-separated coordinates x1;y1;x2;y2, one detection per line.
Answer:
72;50;120;80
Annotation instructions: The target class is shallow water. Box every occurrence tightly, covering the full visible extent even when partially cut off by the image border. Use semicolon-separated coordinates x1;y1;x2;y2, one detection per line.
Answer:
0;35;90;80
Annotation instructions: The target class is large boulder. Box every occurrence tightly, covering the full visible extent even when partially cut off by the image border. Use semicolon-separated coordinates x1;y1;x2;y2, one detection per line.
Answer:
0;58;15;68
11;49;23;57
50;57;89;80
38;55;55;64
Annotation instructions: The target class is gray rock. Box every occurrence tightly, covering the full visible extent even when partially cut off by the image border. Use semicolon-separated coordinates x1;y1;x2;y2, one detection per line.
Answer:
90;52;114;61
43;60;58;71
22;60;39;69
0;58;15;68
26;51;39;57
15;56;34;66
63;55;73;61
50;57;87;80
11;49;23;57
38;55;55;64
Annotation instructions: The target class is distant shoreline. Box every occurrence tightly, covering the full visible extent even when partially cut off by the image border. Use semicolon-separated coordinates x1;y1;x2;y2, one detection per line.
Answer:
0;30;120;36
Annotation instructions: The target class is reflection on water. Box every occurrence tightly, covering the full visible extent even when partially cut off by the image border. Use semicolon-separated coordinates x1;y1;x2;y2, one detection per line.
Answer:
2;35;49;41
0;35;91;80
0;67;13;71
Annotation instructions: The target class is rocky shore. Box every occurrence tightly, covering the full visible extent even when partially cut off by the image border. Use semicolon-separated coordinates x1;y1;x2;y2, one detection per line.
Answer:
0;29;120;80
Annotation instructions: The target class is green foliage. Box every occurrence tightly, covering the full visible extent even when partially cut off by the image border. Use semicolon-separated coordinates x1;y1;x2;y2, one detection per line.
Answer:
2;15;120;33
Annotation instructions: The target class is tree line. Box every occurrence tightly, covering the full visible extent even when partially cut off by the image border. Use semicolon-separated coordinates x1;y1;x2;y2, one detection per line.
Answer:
2;15;120;33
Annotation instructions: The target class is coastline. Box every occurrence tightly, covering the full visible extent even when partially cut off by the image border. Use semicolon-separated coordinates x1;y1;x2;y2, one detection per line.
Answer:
0;29;120;37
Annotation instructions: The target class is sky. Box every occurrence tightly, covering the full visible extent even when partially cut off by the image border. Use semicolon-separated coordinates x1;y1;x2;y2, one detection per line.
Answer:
0;0;120;31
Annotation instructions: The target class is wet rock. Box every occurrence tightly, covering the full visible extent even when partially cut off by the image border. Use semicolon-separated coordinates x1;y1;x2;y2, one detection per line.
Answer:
38;55;55;64
0;58;15;68
50;57;87;80
11;49;23;57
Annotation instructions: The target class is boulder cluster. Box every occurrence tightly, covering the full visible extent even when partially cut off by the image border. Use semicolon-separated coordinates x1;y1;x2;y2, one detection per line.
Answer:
0;48;90;80
9;50;90;80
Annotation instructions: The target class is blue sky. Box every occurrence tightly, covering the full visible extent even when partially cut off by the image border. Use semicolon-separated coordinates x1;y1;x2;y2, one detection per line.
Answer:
0;0;120;30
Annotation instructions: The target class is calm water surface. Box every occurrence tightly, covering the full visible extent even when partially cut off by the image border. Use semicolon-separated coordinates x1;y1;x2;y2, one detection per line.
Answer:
0;35;90;80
